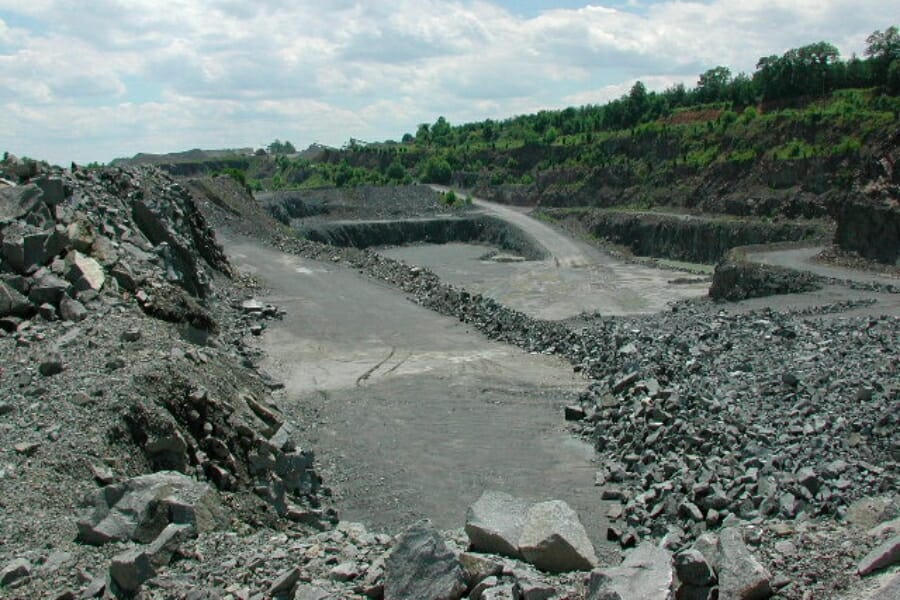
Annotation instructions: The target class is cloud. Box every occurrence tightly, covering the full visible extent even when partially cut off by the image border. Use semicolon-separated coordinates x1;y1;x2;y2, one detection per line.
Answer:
0;0;893;164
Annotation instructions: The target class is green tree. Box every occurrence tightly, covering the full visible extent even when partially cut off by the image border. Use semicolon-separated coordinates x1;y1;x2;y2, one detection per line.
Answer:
866;26;900;85
422;157;452;183
697;66;732;102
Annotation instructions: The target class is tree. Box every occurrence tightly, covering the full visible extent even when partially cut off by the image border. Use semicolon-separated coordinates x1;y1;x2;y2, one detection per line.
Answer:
386;160;406;182
267;139;296;155
697;66;732;102
866;26;900;85
422;157;452;183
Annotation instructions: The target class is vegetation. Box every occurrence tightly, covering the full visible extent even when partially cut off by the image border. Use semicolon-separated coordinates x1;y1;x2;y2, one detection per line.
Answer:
209;27;899;196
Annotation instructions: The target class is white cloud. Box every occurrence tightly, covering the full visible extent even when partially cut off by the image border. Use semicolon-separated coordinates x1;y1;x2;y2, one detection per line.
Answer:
0;0;893;164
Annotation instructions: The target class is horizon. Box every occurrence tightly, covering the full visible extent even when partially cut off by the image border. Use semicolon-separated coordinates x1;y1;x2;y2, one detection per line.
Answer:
0;1;894;166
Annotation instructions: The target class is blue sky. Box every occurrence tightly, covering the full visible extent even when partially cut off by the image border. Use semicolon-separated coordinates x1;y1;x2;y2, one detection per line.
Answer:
0;1;894;165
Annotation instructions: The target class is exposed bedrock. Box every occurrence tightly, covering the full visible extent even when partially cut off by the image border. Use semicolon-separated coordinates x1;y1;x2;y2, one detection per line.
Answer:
543;209;824;264
835;199;900;265
300;216;548;260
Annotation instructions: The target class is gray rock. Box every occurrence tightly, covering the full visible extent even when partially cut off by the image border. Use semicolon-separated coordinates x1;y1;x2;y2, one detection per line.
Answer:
293;584;331;600
471;575;498;600
465;490;528;558
481;584;516;600
35;175;65;206
518;500;597;573
3;226;49;274
857;535;900;576
59;296;87;322
76;471;225;545
459;552;503;589
28;273;70;305
39;356;65;376
513;576;558;600
0;558;31;586
268;566;301;595
698;528;771;600
674;548;716;587
384;520;466;600
0;281;31;318
0;184;42;220
110;548;155;593
66;250;105;291
587;542;673;600
146;523;193;568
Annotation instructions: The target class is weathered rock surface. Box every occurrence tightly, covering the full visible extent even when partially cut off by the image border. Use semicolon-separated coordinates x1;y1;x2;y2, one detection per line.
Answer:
857;535;900;576
518;500;597;573
76;471;225;545
587;542;673;600
384;520;467;600
465;490;528;558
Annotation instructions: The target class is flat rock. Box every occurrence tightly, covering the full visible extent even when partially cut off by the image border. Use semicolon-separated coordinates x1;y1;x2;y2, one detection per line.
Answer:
857;535;900;576
587;542;673;600
384;520;466;600
518;500;598;573
465;490;528;558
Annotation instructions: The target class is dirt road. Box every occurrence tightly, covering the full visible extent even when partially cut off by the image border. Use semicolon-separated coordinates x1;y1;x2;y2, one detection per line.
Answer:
223;235;613;551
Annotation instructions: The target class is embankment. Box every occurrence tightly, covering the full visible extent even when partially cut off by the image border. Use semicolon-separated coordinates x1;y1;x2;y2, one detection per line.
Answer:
299;216;548;260
541;208;826;263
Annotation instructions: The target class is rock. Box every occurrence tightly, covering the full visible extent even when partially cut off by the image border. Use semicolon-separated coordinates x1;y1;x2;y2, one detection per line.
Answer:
268;566;301;595
66;250;105;292
76;471;225;545
0;184;42;220
0;281;31;318
39;356;65;376
35;175;66;206
465;490;528;558
59;296;87;322
564;405;587;421
330;561;360;582
146;523;193;568
28;273;71;305
384;520;466;600
587;542;673;600
513;577;558;600
0;558;31;586
857;535;900;576
518;500;597;573
38;302;57;320
471;575;498;600
293;584;331;600
674;549;716;587
459;552;503;588
66;220;95;253
697;528;772;600
109;548;155;593
2;225;49;274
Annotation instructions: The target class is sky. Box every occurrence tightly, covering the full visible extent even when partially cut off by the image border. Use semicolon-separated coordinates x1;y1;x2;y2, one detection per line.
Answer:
0;1;894;165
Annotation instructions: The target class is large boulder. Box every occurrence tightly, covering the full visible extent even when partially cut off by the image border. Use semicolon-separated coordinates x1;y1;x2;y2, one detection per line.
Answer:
2;224;49;274
465;490;528;558
0;184;43;220
384;520;467;600
518;500;597;573
587;542;673;600
694;529;771;600
76;471;225;545
0;281;31;318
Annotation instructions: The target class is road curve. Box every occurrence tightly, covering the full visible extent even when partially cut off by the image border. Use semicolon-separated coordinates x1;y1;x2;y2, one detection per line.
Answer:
430;185;592;267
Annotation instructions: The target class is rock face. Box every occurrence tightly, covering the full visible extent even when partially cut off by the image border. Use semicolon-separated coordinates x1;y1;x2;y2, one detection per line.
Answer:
709;258;820;301
465;490;529;558
384;521;467;600
835;199;900;265
588;542;673;600
518;500;598;573
551;209;822;264
76;471;225;545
